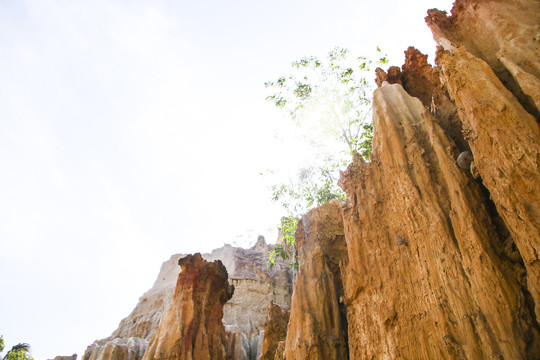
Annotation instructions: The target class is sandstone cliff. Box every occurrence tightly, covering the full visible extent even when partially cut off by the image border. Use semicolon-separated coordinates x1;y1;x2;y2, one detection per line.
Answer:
82;239;291;360
141;253;234;360
340;81;538;359
433;0;539;325
282;200;349;360
336;0;539;357
433;29;540;325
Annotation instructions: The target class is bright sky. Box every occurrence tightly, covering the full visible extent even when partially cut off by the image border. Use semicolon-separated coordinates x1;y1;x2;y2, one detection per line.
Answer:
0;0;452;358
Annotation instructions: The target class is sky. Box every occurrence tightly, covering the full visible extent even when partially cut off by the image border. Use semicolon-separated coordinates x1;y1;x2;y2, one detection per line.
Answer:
0;0;452;358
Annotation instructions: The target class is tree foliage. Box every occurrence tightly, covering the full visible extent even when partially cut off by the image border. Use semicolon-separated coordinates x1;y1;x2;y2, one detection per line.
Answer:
265;47;387;266
268;216;298;269
0;337;33;360
265;46;387;159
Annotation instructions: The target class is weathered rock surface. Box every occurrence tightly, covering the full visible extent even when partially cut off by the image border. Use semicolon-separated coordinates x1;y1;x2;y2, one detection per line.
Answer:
375;66;402;88
142;253;234;360
49;356;77;360
82;239;291;360
426;0;540;118
282;200;348;360
376;47;468;152
257;302;289;360
225;326;249;360
433;10;540;324
272;342;285;360
82;338;147;360
335;2;540;357
339;81;539;359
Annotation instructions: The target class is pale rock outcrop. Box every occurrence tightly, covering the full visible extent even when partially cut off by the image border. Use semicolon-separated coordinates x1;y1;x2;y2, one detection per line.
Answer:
339;82;539;359
257;302;289;360
49;355;77;360
216;238;292;359
225;326;249;360
282;200;348;360
82;239;291;360
142;253;234;360
83;339;147;360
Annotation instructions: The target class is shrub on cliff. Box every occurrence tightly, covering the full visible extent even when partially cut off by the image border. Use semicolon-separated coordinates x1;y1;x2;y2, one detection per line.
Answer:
265;47;387;266
0;337;33;360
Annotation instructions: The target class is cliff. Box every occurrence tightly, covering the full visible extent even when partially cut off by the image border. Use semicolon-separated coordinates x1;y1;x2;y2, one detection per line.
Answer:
82;238;291;360
340;82;538;358
426;0;540;319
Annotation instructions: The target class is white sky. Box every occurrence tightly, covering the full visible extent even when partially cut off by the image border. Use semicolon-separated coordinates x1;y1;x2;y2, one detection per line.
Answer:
0;0;452;358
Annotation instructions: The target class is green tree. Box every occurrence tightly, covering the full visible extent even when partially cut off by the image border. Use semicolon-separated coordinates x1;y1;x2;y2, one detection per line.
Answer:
0;337;33;360
265;47;387;266
268;216;298;269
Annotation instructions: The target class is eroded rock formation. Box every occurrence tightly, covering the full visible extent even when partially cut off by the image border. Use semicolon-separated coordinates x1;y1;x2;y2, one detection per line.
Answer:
142;253;234;360
434;24;540;324
82;239;291;360
83;339;147;360
282;200;349;360
337;3;540;356
257;302;289;360
425;0;540;117
375;46;468;152
339;81;539;359
367;0;540;343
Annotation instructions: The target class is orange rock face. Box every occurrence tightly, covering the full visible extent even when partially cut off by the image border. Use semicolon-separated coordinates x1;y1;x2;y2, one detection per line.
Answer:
257;302;289;360
272;342;285;360
430;1;540;323
375;47;467;152
426;0;540;117
339;82;539;359
282;200;349;360
142;253;234;360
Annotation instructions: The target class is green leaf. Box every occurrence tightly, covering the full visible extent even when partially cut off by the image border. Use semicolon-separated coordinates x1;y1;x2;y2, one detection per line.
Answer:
264;46;378;267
